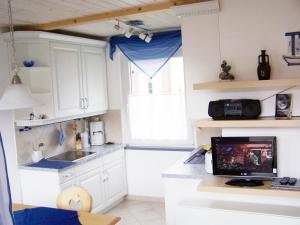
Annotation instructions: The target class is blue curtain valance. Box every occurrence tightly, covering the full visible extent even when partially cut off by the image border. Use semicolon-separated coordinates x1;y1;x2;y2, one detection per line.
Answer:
109;30;182;78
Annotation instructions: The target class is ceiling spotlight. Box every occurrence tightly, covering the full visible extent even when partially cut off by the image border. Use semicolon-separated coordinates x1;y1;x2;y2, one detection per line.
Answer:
139;32;147;40
125;28;134;38
145;33;153;43
114;22;125;34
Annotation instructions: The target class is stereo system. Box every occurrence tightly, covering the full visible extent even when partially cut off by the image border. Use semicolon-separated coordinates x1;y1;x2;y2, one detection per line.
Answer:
208;99;261;120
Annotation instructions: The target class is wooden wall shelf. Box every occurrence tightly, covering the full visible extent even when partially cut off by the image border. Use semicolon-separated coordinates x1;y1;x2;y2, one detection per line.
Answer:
198;176;300;198
196;117;300;128
193;78;300;90
15;110;107;127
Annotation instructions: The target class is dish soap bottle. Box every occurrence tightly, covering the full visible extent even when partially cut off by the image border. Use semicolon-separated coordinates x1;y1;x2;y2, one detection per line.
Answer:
257;50;271;80
75;133;82;150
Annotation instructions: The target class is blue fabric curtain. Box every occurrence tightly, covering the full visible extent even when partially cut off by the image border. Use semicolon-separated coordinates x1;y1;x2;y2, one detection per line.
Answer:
0;132;15;225
110;30;182;78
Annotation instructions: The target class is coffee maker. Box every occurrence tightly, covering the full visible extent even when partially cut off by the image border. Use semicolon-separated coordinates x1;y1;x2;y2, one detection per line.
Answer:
89;121;105;146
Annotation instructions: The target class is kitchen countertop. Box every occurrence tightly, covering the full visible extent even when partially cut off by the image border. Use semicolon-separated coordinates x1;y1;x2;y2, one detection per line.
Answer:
19;144;124;172
162;150;209;179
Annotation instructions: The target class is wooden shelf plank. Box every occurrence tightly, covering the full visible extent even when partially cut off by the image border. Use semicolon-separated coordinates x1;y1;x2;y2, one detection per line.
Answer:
15;110;107;127
198;176;300;198
193;78;300;90
19;66;50;72
196;117;300;128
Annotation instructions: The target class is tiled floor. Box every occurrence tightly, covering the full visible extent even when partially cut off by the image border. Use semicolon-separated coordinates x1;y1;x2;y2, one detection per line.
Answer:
105;200;166;225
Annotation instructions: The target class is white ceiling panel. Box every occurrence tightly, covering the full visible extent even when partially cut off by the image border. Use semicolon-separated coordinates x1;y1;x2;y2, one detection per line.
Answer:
63;10;180;37
0;0;181;37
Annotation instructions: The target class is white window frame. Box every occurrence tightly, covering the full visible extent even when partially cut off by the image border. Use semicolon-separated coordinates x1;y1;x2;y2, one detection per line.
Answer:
120;50;194;147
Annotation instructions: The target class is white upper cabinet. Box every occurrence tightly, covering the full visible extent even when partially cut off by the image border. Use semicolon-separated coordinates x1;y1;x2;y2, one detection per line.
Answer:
81;46;108;113
51;43;84;117
3;31;108;126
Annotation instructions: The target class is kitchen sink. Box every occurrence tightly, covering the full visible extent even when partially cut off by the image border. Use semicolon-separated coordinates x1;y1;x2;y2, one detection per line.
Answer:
47;150;96;162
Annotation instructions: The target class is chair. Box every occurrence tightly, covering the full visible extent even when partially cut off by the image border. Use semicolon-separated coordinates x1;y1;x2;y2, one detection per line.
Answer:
56;186;92;213
0;132;15;225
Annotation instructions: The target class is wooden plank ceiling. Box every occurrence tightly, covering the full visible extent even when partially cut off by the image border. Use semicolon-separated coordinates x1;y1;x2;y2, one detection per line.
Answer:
0;0;206;37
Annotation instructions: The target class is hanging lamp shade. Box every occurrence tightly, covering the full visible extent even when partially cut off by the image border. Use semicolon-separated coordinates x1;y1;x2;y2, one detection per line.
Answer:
0;81;40;110
0;0;41;111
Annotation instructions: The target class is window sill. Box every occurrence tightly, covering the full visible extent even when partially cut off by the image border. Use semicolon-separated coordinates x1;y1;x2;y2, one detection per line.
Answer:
125;145;197;152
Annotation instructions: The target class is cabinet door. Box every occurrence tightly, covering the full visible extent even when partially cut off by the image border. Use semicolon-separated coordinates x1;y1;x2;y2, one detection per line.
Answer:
51;42;84;117
81;46;108;113
77;168;106;213
104;159;127;205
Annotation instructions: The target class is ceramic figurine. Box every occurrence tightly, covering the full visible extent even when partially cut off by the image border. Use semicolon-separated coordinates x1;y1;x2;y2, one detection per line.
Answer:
219;60;234;81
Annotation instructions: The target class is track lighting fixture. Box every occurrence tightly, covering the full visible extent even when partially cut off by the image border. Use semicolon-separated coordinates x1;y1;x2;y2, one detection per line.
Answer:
125;28;134;38
138;32;147;40
114;20;153;43
145;33;153;43
114;20;125;34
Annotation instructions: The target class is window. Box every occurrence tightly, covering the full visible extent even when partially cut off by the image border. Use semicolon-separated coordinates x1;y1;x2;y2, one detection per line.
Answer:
124;53;190;146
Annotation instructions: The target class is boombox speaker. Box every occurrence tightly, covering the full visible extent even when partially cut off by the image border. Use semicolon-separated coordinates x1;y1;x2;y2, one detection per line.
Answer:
208;99;261;120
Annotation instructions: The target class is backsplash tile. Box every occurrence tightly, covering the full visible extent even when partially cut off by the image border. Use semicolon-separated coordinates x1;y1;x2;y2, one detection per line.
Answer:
15;111;124;165
15;120;85;164
100;110;123;144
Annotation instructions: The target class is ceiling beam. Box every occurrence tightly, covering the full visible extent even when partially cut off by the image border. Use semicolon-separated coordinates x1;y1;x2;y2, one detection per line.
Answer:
17;0;210;31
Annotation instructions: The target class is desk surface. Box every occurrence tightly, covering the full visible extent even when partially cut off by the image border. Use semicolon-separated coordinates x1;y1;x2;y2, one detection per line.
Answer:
13;204;120;225
198;176;300;198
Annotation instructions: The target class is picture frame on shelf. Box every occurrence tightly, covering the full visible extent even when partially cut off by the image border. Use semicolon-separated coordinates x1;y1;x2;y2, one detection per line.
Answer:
275;94;292;119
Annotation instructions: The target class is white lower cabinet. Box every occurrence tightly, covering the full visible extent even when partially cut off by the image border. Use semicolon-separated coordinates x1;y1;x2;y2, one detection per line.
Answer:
20;149;127;212
77;168;107;212
104;159;127;206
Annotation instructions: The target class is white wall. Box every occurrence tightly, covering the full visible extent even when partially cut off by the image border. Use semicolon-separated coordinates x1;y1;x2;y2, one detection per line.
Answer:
126;150;189;198
183;0;300;120
181;0;300;177
0;31;22;203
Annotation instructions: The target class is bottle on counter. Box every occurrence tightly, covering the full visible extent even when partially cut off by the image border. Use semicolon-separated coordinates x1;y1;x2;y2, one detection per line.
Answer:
75;133;82;150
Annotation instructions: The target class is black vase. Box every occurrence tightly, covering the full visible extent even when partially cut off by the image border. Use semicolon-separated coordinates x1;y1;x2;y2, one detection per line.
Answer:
257;50;271;80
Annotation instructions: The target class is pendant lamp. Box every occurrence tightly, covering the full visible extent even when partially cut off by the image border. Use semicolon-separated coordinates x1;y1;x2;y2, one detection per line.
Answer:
0;0;39;110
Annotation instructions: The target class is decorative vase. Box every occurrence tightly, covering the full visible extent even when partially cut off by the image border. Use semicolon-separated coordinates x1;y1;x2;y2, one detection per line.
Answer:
257;50;271;80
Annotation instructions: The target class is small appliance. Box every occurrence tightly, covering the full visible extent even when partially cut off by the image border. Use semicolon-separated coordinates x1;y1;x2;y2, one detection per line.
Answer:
89;121;105;146
208;99;261;120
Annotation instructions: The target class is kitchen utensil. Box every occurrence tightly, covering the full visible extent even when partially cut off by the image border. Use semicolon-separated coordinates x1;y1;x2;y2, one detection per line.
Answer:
80;131;90;148
31;143;44;163
58;124;64;146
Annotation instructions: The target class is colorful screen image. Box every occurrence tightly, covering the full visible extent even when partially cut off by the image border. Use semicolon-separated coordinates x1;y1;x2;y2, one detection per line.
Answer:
215;143;274;173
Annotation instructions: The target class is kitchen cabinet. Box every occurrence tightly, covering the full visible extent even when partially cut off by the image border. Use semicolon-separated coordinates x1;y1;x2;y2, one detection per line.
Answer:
3;31;108;126
19;148;127;212
51;43;108;118
77;168;106;212
81;46;108;114
104;159;127;206
51;43;84;117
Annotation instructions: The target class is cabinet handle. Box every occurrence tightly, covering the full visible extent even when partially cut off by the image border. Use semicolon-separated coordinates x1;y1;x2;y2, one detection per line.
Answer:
102;172;109;182
80;98;84;109
85;98;89;109
63;173;72;179
105;172;109;182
